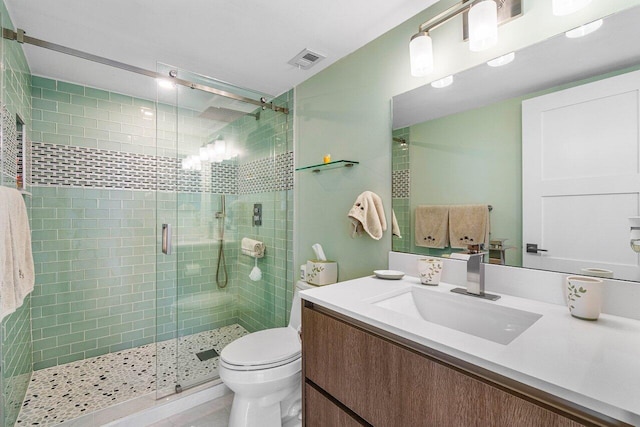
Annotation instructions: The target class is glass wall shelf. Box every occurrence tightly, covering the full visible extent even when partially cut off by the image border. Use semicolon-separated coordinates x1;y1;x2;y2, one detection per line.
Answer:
296;160;359;173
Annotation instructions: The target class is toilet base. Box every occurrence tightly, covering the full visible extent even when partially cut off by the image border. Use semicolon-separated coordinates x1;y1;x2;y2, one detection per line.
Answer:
228;382;301;427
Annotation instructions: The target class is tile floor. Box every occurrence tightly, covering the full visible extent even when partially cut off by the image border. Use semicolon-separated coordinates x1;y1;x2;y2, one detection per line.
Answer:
16;324;247;426
147;393;233;427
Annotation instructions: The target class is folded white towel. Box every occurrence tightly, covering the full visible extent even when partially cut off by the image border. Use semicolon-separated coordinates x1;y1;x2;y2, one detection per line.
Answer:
0;187;35;321
348;191;387;240
241;237;265;258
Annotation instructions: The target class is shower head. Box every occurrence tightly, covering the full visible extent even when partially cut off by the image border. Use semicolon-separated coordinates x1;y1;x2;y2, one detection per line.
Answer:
199;106;260;122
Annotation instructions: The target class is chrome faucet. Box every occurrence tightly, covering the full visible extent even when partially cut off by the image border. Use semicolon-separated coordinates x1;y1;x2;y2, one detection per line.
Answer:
450;252;500;301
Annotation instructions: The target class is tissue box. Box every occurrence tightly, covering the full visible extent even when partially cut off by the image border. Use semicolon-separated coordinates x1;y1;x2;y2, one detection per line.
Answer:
305;260;338;286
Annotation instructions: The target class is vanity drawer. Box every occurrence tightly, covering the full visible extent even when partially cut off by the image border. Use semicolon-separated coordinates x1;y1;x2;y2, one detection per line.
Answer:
302;303;592;427
304;383;365;426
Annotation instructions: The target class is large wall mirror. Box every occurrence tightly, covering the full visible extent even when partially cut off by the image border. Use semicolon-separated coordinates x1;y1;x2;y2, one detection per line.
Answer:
391;5;640;282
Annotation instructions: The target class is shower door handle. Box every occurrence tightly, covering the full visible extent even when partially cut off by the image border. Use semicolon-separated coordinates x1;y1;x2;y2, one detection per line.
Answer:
162;224;172;255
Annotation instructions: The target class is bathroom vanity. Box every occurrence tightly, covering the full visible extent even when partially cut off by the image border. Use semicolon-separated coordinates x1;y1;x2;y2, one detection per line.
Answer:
300;276;640;426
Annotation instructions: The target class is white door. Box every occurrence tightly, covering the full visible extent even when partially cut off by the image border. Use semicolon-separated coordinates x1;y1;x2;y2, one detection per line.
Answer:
522;69;640;281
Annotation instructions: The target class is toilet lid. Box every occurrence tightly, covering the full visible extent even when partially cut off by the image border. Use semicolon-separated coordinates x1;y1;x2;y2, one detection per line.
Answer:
220;327;301;368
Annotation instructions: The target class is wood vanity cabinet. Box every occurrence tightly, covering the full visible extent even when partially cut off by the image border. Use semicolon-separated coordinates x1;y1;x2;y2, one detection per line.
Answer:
302;301;629;427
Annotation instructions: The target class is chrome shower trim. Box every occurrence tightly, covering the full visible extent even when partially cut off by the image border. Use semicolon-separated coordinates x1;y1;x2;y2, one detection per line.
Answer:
2;28;289;115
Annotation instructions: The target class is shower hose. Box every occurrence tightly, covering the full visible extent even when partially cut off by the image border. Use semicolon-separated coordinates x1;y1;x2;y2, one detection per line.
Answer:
216;195;228;288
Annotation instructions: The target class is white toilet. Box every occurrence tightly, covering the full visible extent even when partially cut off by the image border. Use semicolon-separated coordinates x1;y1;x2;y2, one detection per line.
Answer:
219;281;314;427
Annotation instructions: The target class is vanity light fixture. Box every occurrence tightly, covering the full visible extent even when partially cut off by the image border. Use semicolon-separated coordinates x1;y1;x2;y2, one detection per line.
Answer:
552;0;592;16
431;75;454;88
468;0;498;52
191;137;239;167
565;19;603;38
487;51;515;67
410;32;434;77
409;0;522;77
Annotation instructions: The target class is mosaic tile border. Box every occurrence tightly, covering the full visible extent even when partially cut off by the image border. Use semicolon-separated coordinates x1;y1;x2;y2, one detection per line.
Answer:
31;142;238;194
238;151;293;194
31;142;292;194
392;169;410;199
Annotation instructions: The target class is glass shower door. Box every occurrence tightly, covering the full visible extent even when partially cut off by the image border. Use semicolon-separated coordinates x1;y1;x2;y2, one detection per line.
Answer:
156;65;292;396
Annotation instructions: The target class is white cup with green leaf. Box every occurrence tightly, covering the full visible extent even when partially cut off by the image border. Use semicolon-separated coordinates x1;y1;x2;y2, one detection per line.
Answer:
566;275;604;320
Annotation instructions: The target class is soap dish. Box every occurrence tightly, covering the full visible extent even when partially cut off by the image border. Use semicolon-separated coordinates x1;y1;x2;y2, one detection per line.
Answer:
373;270;405;280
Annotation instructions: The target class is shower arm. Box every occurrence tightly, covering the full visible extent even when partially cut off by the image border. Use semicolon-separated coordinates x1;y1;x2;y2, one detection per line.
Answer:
2;28;289;115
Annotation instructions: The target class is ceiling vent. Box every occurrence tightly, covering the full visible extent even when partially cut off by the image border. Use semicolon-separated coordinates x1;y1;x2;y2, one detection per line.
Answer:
288;49;326;70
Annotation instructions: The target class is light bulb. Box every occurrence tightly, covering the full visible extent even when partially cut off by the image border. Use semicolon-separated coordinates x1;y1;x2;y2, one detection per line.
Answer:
410;32;434;77
199;146;209;161
214;139;226;156
469;0;498;52
431;75;454;89
565;19;602;38
487;52;515;67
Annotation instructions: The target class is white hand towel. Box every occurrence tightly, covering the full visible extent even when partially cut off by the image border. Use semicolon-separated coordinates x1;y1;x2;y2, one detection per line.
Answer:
348;191;387;240
241;237;265;258
0;187;35;321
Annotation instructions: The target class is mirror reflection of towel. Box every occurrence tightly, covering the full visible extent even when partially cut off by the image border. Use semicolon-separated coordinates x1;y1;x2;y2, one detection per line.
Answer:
449;204;490;249
415;205;449;248
348;191;387;240
392;210;402;238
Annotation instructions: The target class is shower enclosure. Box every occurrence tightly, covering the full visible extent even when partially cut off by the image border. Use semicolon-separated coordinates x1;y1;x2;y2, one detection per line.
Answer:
154;64;293;396
0;22;293;425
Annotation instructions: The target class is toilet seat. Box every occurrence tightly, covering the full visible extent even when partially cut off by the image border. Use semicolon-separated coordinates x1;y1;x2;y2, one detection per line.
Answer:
220;327;301;371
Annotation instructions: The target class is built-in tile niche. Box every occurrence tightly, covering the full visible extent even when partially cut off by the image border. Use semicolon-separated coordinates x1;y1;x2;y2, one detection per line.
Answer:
1;107;30;191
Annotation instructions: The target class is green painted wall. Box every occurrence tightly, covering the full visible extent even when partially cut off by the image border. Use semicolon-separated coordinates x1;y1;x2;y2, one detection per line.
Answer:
294;0;640;280
407;96;523;266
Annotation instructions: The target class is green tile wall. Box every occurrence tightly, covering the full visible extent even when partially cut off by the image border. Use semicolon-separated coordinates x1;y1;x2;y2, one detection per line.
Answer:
1;297;32;427
232;91;293;332
31;76;157;157
29;76;242;370
392;127;410;253
30;75;293;372
1;1;34;426
30;187;157;369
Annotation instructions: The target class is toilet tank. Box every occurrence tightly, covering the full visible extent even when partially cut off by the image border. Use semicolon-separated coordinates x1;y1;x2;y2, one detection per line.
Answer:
288;281;315;329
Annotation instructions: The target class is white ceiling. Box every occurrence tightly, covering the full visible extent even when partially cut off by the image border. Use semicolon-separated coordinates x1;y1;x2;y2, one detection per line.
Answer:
4;0;437;102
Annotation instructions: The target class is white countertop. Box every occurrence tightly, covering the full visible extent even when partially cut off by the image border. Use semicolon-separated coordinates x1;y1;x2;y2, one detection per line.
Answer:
301;275;640;425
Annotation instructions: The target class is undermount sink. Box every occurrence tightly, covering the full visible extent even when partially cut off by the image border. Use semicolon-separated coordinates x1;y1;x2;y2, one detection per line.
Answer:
371;287;542;345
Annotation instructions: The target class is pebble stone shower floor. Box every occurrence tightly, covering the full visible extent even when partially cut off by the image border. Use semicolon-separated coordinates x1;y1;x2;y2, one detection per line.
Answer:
16;324;248;426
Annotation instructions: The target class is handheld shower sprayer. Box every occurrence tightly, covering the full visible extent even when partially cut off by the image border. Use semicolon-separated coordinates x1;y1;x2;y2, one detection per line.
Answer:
216;195;228;288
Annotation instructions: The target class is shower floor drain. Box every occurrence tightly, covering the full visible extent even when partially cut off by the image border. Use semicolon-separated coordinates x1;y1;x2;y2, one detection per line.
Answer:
196;348;220;362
